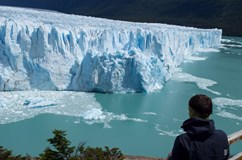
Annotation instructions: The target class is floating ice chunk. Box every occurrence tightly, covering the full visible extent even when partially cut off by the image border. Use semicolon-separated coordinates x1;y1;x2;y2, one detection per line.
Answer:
221;39;234;43
172;118;183;123
154;124;180;137
23;97;57;109
213;97;242;108
216;110;242;121
221;39;242;45
172;69;221;95
184;55;207;63
196;48;220;53
213;97;242;121
222;44;242;49
221;38;242;49
143;112;157;115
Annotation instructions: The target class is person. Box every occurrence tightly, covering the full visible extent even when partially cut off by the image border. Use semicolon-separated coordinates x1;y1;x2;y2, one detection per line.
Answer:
168;94;230;160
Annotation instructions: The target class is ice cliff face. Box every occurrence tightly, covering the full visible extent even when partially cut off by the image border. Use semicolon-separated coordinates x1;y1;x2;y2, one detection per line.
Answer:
0;6;222;93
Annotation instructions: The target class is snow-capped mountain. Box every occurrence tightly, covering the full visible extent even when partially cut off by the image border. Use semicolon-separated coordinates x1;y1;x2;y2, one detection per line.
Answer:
0;6;222;93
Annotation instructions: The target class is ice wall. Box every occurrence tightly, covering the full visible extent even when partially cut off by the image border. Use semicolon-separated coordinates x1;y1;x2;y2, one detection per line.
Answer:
0;6;222;93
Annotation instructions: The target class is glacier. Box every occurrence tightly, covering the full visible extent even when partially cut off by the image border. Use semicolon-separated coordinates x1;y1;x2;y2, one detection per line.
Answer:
0;6;222;93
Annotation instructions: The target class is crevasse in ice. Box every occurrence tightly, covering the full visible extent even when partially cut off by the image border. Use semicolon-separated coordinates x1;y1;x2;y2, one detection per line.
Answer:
0;6;222;93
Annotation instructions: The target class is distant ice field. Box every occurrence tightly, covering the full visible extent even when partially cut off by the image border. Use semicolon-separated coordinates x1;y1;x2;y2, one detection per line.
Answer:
0;6;218;31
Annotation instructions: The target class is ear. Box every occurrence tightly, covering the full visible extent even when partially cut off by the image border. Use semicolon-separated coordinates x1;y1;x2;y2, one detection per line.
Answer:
189;107;197;118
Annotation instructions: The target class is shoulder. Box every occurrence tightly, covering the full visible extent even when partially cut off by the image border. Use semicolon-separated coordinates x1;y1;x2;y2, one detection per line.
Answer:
213;129;228;138
176;133;190;140
210;129;229;147
174;133;191;146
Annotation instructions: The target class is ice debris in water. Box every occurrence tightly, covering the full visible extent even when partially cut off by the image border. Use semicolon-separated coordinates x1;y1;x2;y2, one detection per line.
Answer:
0;91;147;127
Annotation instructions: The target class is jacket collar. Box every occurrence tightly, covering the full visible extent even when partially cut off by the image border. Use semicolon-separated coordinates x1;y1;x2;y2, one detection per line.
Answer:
181;118;215;137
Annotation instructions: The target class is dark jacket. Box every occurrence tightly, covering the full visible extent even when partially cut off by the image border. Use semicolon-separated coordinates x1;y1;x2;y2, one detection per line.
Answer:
169;118;230;160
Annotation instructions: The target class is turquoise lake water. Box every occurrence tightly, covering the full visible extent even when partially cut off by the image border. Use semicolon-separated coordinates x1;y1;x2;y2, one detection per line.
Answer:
0;36;241;158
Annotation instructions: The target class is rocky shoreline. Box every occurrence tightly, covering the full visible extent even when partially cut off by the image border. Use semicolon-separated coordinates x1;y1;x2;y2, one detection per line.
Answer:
124;155;164;160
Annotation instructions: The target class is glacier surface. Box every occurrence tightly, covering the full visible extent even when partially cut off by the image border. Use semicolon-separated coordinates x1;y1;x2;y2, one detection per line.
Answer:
0;6;222;93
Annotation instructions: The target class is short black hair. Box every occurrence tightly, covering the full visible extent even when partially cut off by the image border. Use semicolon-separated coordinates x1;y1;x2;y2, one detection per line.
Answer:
189;94;213;119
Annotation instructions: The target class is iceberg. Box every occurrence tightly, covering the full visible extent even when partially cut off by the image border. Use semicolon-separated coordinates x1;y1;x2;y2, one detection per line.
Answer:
0;6;222;93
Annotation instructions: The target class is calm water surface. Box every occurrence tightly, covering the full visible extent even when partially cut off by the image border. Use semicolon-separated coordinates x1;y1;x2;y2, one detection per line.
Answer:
0;36;241;158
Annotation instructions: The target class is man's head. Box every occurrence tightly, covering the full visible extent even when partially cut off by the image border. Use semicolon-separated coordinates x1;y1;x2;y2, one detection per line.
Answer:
188;94;212;119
